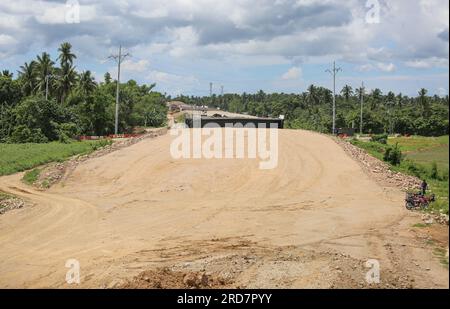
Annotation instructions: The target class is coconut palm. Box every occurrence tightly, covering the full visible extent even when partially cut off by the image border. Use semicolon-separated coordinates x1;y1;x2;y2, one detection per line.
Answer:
418;88;430;115
78;71;97;95
57;42;77;66
18;61;37;96
341;85;353;102
1;70;13;78
35;52;55;94
307;84;318;106
55;63;77;103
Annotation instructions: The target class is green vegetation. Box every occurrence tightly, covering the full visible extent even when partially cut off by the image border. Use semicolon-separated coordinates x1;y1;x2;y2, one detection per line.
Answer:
389;136;449;170
176;113;186;124
23;168;41;185
177;86;449;137
433;247;449;268
0;140;111;176
351;136;449;215
0;191;13;201
0;42;168;144
412;223;430;228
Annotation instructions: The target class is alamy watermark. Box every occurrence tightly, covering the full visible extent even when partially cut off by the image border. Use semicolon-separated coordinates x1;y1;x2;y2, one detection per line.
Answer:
170;115;279;170
365;0;381;24
65;0;81;24
365;259;381;284
65;259;80;284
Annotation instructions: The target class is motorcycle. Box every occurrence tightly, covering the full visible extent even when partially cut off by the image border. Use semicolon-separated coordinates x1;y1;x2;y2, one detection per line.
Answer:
405;192;436;210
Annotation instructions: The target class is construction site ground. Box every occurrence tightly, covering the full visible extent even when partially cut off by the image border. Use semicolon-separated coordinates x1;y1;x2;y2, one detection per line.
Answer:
0;129;448;288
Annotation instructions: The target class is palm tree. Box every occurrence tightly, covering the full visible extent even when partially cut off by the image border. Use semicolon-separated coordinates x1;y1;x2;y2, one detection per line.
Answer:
104;72;112;84
370;88;382;109
1;70;13;78
35;52;55;94
57;42;77;66
396;93;403;108
341;85;353;102
18;61;37;96
418;88;430;115
307;84;318;106
78;71;97;95
55;63;77;103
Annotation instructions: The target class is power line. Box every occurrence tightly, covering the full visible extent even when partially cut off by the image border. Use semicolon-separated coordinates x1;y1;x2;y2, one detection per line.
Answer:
108;45;131;135
326;61;342;134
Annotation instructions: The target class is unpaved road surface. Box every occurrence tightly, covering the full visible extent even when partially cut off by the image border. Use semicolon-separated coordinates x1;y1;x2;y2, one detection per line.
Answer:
0;130;448;288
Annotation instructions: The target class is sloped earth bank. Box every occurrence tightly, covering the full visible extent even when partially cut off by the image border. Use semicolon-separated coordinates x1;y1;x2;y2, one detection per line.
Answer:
0;130;447;288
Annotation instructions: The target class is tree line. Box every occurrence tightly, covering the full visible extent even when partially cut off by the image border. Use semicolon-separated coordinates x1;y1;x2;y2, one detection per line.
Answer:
0;42;168;143
175;85;449;136
1;42;448;143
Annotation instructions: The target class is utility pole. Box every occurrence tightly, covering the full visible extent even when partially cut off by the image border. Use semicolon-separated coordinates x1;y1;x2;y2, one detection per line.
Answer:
360;82;365;135
45;74;51;100
387;101;394;135
209;82;213;109
326;61;342;134
108;45;131;135
221;85;224;108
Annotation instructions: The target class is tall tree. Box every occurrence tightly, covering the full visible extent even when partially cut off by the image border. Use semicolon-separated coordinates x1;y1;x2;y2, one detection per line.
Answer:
307;84;318;106
35;52;55;94
418;88;430;116
18;61;37;96
78;71;97;96
1;70;13;78
55;63;77;103
104;72;112;84
57;42;77;66
341;85;353;102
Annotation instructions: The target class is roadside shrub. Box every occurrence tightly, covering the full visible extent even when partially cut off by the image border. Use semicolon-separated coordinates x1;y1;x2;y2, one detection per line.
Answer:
383;143;402;166
430;162;439;180
371;134;388;144
9;125;48;143
55;122;78;144
23;168;40;185
403;160;428;179
441;169;449;181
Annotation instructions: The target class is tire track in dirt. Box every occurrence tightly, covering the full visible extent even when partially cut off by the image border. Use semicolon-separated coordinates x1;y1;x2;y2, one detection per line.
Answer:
0;129;447;288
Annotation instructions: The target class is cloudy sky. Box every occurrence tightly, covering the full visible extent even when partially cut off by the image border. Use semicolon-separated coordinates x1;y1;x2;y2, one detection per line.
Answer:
0;0;448;96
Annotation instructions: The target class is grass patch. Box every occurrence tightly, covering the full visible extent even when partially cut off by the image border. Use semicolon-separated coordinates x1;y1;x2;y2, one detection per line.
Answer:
23;168;41;185
413;223;430;228
0;139;111;176
0;191;13;201
351;136;449;215
389;136;449;152
433;247;449;268
176;113;186;124
390;136;449;171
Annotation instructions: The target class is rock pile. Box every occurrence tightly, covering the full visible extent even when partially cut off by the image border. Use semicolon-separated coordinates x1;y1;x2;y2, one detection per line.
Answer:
421;212;449;226
334;138;422;191
0;195;25;215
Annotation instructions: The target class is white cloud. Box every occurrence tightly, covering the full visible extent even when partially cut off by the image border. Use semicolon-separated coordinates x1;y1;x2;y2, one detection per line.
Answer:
0;0;448;96
121;59;150;73
437;87;448;97
405;57;449;69
357;62;396;72
376;63;396;72
282;67;302;80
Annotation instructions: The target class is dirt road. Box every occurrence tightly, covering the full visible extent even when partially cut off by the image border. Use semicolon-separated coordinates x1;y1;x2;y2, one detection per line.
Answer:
0;129;448;288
